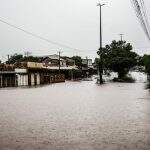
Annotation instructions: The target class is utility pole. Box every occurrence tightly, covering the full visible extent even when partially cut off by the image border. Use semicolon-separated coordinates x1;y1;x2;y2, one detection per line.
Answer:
58;51;62;74
24;51;31;57
86;56;88;69
119;34;124;41
119;34;124;48
86;56;89;78
97;2;105;84
7;55;10;64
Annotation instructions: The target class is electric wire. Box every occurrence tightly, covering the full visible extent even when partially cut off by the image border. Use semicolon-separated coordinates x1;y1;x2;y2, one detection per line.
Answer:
0;17;96;53
131;0;150;41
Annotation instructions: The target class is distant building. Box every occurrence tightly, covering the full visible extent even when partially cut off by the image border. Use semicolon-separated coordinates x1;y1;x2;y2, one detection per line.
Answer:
0;59;76;88
62;57;75;67
42;54;67;67
0;54;80;88
82;59;93;68
40;54;77;70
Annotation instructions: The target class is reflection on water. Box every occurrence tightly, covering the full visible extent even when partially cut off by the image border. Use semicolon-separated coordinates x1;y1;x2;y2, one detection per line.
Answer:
0;74;150;150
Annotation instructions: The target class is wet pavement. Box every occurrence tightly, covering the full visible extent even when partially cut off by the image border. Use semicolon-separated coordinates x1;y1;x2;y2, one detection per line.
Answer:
0;78;150;150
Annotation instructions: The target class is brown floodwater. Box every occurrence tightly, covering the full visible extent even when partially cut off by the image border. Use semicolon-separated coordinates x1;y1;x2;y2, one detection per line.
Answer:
0;78;150;150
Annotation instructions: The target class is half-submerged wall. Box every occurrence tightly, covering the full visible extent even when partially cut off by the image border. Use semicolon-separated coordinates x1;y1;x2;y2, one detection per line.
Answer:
0;73;16;88
0;68;65;88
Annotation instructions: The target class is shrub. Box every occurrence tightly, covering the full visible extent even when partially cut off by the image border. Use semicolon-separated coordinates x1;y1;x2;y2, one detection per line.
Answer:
113;76;135;83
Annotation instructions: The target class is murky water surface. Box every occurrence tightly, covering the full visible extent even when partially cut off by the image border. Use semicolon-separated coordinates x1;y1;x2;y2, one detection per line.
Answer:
0;76;150;150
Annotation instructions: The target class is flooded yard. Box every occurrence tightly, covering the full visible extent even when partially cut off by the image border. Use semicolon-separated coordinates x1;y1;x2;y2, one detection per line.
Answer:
0;77;150;150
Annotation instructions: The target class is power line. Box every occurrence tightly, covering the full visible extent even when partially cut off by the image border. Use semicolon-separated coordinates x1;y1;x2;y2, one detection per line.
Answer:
0;17;95;53
131;0;150;41
58;51;63;73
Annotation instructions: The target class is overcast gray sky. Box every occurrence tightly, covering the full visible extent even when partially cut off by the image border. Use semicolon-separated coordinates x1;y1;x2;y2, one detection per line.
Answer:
0;0;150;61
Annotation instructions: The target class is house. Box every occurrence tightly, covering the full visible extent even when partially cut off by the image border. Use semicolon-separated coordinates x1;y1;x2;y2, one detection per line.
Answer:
42;54;67;67
41;54;77;70
62;57;75;67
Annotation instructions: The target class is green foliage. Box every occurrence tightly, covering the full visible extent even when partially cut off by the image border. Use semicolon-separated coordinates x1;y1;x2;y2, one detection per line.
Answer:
137;56;144;66
142;55;150;75
98;40;138;79
142;55;150;88
6;53;23;64
21;56;42;62
94;58;100;66
72;56;82;68
113;76;135;83
6;54;42;64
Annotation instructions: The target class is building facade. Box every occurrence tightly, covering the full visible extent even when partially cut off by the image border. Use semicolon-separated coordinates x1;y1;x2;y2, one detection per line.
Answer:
0;62;65;88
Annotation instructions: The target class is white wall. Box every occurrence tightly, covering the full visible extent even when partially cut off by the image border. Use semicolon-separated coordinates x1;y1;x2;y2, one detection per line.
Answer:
15;69;27;73
31;73;40;86
31;74;35;86
17;74;28;86
36;73;40;85
17;73;41;86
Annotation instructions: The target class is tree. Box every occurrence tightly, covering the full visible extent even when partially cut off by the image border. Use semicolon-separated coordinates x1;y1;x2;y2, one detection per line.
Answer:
142;55;150;88
21;56;42;62
71;56;82;69
142;55;150;75
101;40;138;79
6;53;42;64
6;53;23;64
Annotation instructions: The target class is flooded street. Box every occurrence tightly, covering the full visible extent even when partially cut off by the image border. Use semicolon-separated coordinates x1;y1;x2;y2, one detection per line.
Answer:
0;77;150;150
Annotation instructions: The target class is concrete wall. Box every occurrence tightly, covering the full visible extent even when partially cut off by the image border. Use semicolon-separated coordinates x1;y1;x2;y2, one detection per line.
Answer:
31;74;35;86
0;69;65;88
30;73;40;86
36;74;40;85
0;74;16;88
0;75;2;88
17;74;28;86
